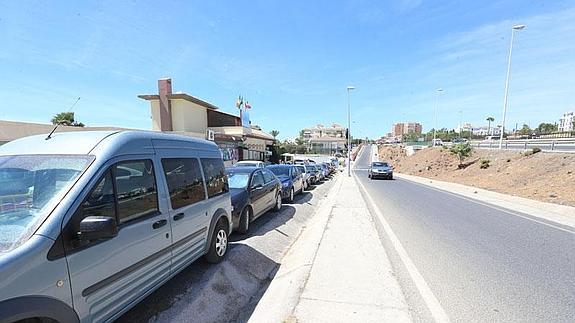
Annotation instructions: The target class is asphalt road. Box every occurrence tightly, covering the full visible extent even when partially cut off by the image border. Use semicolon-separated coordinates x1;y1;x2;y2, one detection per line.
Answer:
354;145;575;322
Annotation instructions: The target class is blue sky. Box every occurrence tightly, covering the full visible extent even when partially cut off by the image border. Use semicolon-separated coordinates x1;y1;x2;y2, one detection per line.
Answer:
1;0;574;140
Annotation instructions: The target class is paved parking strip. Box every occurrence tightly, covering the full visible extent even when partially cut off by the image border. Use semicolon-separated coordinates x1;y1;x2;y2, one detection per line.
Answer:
118;177;337;323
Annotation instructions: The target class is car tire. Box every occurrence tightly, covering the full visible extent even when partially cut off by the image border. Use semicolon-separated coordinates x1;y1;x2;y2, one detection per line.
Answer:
274;193;282;211
389;174;393;180
288;187;295;203
205;219;229;264
368;173;371;179
237;207;251;234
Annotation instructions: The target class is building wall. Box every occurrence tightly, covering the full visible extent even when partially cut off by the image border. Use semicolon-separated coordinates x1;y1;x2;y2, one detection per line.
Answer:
151;101;161;131
559;112;574;132
392;123;403;137
208;110;240;127
170;99;208;133
302;124;345;139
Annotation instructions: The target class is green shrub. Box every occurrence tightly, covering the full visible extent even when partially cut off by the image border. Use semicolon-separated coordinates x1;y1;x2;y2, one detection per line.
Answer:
449;143;472;166
532;147;542;154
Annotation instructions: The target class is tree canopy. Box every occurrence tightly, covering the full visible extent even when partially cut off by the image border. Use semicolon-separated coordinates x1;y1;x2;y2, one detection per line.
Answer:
51;112;85;127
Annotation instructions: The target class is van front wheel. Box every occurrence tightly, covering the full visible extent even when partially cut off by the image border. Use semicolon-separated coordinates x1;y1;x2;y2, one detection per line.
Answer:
205;219;228;263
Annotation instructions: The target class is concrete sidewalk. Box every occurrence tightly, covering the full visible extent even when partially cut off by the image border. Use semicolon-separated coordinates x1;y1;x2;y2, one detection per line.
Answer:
249;174;411;323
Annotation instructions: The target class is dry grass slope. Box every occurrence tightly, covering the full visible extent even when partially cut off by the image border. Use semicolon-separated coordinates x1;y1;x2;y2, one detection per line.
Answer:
378;145;575;207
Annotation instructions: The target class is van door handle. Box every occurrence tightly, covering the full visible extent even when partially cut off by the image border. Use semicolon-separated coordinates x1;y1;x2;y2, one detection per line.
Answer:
173;213;185;221
152;219;168;229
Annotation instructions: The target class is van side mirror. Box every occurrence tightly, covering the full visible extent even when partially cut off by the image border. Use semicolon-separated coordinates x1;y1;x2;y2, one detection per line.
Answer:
78;216;118;242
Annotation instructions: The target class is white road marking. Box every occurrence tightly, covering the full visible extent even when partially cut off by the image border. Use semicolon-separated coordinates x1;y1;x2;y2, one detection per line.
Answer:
356;145;451;323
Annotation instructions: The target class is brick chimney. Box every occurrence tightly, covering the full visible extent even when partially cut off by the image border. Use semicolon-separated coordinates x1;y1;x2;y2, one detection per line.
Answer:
158;78;173;131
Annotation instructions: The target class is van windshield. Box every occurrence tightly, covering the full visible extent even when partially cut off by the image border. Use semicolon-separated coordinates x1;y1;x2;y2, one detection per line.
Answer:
0;155;94;253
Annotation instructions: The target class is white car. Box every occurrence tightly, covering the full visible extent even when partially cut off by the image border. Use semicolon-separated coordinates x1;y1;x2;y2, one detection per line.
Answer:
234;160;265;168
431;139;444;147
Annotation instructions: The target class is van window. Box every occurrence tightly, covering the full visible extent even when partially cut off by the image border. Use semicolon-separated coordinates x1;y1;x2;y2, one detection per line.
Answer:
200;158;229;198
114;160;159;224
161;158;206;209
82;170;116;219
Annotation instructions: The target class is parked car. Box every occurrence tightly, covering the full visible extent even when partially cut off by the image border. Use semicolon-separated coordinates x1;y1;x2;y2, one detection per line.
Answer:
295;165;314;189
308;164;324;182
452;138;469;144
318;163;330;178
431;138;444;146
226;167;282;234
234;160;265;168
0;131;232;323
266;165;304;202
303;164;319;184
368;161;394;180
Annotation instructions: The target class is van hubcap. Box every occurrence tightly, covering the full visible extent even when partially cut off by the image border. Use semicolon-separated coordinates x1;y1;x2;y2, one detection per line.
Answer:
215;230;227;256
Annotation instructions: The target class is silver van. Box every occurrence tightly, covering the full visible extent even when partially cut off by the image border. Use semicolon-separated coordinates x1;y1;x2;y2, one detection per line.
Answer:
0;131;232;322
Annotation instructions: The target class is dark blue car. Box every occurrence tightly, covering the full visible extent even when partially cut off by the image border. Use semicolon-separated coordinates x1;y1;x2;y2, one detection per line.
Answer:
226;167;282;234
266;165;305;203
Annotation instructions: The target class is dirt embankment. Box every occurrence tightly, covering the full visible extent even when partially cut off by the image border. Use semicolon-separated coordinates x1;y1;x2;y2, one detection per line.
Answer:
378;145;575;207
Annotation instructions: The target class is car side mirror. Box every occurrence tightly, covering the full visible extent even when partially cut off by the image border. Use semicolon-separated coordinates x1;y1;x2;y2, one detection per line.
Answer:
78;216;118;242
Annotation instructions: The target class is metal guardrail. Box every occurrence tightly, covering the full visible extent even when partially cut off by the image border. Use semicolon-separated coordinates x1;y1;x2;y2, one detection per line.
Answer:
471;138;575;153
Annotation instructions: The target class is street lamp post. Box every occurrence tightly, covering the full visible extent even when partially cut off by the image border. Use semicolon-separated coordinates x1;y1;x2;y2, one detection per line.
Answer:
347;86;355;177
499;24;526;149
458;110;463;138
433;88;443;144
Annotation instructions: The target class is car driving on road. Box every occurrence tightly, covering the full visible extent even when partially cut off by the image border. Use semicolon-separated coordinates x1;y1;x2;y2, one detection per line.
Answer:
368;161;393;180
226;167;282;234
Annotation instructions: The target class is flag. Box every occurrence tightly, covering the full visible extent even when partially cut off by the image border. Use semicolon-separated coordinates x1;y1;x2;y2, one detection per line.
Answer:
245;101;252;109
235;95;243;109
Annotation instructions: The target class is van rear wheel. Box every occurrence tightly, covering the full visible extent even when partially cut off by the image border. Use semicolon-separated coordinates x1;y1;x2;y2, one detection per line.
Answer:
205;219;228;264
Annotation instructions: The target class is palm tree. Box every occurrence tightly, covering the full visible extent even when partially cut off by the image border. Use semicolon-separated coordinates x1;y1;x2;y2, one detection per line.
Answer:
51;112;85;127
486;117;495;135
270;130;280;140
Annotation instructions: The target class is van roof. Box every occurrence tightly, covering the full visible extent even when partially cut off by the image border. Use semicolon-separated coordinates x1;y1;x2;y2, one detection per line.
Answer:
0;130;218;156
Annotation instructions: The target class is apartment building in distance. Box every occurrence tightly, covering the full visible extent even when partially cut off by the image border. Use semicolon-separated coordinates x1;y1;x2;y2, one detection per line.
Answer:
559;111;574;132
302;123;346;140
301;123;347;155
392;122;423;137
